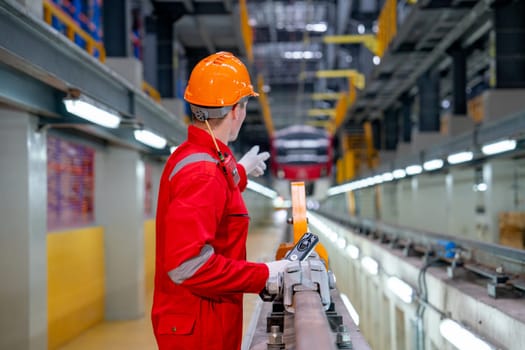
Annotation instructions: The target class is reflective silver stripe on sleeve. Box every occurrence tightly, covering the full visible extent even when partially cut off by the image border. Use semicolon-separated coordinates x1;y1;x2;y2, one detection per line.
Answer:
168;153;218;181
168;244;215;284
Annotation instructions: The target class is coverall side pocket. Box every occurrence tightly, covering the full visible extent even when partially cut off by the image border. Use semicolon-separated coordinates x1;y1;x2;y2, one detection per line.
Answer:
157;314;196;335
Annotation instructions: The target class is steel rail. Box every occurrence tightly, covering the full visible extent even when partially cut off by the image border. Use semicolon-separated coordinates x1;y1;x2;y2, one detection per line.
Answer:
294;291;337;350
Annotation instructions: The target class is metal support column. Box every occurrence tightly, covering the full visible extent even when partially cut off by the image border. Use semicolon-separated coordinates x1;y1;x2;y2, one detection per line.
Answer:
384;108;398;150
157;15;175;98
400;94;413;143
143;16;158;88
95;147;145;320
450;45;467;115
103;0;131;57
417;69;440;132
493;0;525;88
371;119;382;150
0;111;47;350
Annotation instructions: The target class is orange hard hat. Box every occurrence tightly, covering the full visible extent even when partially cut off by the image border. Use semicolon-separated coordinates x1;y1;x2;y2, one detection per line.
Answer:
184;51;259;107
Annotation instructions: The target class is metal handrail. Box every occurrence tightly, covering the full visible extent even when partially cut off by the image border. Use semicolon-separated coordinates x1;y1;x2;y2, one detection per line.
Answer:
317;210;525;271
42;0;106;62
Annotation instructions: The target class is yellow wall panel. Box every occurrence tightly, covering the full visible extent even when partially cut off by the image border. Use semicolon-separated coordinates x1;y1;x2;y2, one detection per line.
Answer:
47;227;105;349
144;219;156;296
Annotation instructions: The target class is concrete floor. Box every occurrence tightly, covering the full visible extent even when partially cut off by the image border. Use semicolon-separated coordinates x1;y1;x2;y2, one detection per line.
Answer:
57;211;287;350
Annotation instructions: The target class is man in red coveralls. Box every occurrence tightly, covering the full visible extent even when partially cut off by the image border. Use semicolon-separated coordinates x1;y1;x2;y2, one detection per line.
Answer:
152;51;290;349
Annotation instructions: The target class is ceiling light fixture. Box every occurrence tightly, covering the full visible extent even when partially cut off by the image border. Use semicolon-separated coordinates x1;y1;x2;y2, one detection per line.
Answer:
382;172;394;182
439;319;495;350
405;165;423;175
308;213;338;242
481;139;517;156
283;51;323;60
327;182;353;196
423;159;444;171
134;129;167;149
63;96;120;128
393;169;406;179
246;180;278;199
473;183;488;192
447;151;473;165
305;22;327;32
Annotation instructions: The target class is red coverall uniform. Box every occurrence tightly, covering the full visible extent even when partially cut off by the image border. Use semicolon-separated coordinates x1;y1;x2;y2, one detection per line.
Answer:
152;125;270;349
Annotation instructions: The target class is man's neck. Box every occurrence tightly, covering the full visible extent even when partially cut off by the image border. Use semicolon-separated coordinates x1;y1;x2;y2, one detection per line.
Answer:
194;121;229;145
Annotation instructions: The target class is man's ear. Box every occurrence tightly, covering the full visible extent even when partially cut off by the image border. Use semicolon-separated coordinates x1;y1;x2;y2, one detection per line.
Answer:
231;104;240;120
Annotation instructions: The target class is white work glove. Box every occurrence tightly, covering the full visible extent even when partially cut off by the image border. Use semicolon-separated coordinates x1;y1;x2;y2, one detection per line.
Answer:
239;145;270;177
264;260;292;280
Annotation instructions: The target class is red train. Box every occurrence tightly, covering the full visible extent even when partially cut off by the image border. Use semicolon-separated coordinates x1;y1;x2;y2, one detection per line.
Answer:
270;125;333;181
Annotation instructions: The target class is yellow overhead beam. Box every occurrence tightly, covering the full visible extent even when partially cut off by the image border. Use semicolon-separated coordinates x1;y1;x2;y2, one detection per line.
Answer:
312;70;365;89
333;93;349;130
376;0;397;57
256;74;275;137
239;0;253;63
323;0;398;58
306;120;331;126
323;34;378;56
310;92;344;100
307;109;336;118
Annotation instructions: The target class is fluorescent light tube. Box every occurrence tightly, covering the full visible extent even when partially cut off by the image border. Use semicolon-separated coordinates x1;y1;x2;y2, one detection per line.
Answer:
473;183;488;192
340;293;360;325
381;172;394;182
361;256;379;275
447;151;473;164
439;319;495;350
387;276;413;303
134;129;167;149
305;22;327;32
64;98;120;128
246;180;278;199
405;165;422;175
373;175;384;184
423;159;444;171
336;237;346;249
327;183;353;196
308;213;337;242
393;169;406;179
481;139;517;155
345;244;359;260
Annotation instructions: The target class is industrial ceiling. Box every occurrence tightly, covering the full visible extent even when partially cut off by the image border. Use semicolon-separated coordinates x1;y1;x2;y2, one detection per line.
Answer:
150;0;493;160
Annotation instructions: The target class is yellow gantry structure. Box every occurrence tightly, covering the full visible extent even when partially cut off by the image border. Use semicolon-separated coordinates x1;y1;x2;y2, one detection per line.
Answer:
257;74;275;137
239;0;253;63
303;69;366;90
322;0;398;57
43;0;106;62
323;34;378;56
307;109;337;118
310;92;344;100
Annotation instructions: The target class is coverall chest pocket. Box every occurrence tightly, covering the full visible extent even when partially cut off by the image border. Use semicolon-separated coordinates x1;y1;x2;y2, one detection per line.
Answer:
215;213;250;258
